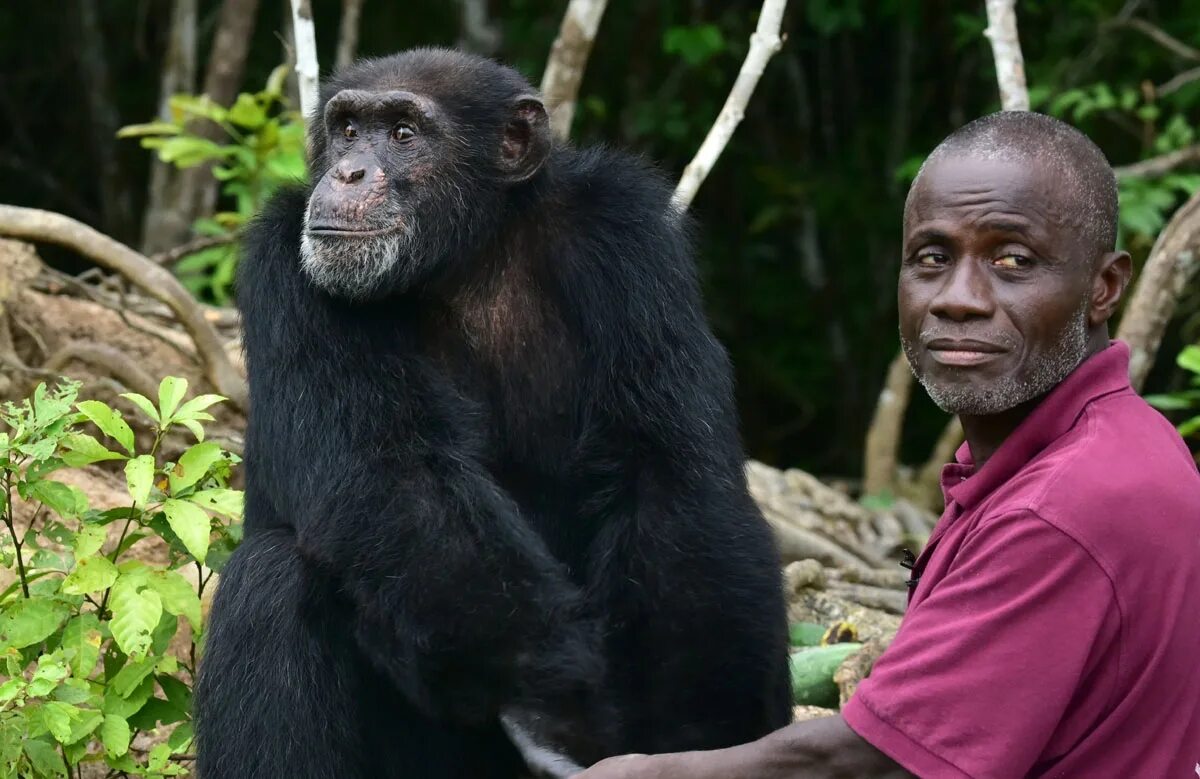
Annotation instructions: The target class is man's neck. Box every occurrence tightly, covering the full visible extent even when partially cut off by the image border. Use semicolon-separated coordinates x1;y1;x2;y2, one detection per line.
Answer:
958;334;1109;470
959;399;1040;470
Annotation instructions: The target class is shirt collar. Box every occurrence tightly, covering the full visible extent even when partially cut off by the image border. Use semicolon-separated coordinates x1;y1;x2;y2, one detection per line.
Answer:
940;340;1133;511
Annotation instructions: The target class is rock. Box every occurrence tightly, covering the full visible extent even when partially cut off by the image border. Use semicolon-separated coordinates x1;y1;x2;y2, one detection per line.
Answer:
834;635;894;707
792;705;837;723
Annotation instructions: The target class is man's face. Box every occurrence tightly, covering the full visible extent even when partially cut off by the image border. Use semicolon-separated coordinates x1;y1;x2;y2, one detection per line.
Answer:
898;154;1097;416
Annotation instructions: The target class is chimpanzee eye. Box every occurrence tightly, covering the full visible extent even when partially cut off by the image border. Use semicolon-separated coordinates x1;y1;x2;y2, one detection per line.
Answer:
391;124;416;143
343;122;357;140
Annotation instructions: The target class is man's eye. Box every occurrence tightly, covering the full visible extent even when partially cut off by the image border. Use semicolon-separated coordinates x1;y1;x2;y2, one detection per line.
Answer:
916;253;948;267
391;124;416;142
343;122;357;140
994;254;1031;269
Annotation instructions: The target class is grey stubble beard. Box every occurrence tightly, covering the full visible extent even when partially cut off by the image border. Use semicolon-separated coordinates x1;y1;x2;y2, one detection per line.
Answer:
900;298;1092;416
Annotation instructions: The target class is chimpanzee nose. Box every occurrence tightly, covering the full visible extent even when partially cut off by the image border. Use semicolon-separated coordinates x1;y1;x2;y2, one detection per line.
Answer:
335;163;367;184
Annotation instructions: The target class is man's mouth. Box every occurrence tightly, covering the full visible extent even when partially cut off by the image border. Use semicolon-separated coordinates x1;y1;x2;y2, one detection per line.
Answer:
924;338;1007;367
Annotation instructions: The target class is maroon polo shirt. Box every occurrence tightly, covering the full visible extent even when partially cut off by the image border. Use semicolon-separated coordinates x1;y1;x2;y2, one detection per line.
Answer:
842;341;1200;777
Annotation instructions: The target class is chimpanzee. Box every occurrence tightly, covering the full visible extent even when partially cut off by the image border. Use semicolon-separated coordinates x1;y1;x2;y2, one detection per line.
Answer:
195;48;791;779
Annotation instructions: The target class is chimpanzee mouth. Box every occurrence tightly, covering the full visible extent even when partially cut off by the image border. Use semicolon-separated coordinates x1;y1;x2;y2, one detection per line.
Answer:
306;224;402;238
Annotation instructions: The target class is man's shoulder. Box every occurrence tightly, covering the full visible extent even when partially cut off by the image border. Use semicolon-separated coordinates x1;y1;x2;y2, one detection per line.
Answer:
990;388;1200;570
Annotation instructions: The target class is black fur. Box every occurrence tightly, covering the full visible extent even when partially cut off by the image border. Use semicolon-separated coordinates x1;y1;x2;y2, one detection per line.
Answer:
196;48;791;778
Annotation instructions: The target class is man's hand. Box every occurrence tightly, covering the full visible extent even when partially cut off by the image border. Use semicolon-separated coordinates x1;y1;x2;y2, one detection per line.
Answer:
575;754;657;779
575;715;913;779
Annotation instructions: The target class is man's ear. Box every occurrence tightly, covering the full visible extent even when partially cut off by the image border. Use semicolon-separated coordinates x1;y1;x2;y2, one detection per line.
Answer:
498;96;550;183
1089;250;1133;327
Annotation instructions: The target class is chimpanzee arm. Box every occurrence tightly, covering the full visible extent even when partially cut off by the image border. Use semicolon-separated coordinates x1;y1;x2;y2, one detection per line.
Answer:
553;158;793;750
237;188;604;726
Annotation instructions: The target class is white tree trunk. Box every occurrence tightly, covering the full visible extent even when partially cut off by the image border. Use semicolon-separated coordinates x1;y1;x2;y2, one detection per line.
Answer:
672;0;789;211
983;0;1030;111
290;0;321;125
540;0;609;140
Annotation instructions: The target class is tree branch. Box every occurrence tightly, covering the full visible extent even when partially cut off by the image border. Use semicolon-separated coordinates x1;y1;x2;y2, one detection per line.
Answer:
1114;145;1200;178
289;0;320;125
672;0;789;211
983;0;1030;111
41;341;162;400
334;0;365;71
539;0;609;140
150;233;238;267
1117;189;1200;390
1119;17;1200;62
862;352;914;497
0;206;247;408
1158;65;1200;97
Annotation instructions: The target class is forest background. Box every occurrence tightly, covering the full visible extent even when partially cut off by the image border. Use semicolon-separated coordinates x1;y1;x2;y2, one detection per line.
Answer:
1;0;1198;489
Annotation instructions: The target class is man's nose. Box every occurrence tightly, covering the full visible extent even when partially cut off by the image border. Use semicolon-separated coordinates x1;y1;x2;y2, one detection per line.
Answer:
928;258;995;321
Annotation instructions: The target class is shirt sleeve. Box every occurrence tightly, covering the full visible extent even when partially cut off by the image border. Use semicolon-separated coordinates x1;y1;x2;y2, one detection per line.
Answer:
841;510;1119;779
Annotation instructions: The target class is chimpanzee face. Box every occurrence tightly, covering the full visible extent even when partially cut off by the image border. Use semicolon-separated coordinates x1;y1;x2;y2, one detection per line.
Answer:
300;86;550;300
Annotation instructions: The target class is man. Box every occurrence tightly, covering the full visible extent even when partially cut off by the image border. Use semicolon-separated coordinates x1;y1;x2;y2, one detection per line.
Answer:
578;112;1200;778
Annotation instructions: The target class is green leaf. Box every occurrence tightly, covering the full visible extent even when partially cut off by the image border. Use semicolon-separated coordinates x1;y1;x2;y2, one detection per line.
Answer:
101;675;154;719
188;488;243;519
29;480;87;519
72;524;107;558
101;714;131;757
157;675;192;716
37;700;78;742
168;441;223;494
1178;346;1200;375
229;93;268;128
23;738;67;777
150;612;179;655
0;598;71;649
108;573;162;658
148;742;172;771
146;569;201;631
119;393;160;424
178;418;206;441
66;708;104;745
60;432;125;467
62;614;102;678
174;393;225;420
158;377;188;422
0;677;24;702
51;678;92;704
125;455;155;507
162;499;211;563
61;556;119;595
76;401;135;455
110;656;157;698
168;721;194;751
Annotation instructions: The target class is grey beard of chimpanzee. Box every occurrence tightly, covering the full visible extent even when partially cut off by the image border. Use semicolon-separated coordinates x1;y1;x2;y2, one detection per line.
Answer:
194;48;791;779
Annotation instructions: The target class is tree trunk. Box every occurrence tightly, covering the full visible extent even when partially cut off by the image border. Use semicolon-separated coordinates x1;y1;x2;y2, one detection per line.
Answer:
69;0;136;242
140;0;199;254
540;0;610;140
335;0;366;70
454;0;501;56
1117;189;1200;390
177;0;263;232
983;0;1030;111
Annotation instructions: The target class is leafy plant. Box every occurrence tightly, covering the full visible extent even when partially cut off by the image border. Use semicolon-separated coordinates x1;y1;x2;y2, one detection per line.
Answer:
0;378;242;777
118;66;307;304
1145;344;1200;440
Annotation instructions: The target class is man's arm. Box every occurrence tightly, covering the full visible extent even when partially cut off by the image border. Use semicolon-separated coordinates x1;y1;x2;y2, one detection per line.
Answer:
578;715;911;779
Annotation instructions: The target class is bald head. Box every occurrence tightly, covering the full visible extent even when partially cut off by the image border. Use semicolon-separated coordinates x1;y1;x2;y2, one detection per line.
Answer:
907;111;1119;257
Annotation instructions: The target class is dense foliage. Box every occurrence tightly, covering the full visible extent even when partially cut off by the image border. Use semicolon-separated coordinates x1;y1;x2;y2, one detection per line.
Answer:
0;380;241;777
0;0;1196;472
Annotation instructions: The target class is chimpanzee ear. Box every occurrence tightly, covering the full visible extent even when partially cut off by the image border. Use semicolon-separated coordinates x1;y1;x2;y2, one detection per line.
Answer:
499;96;551;183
